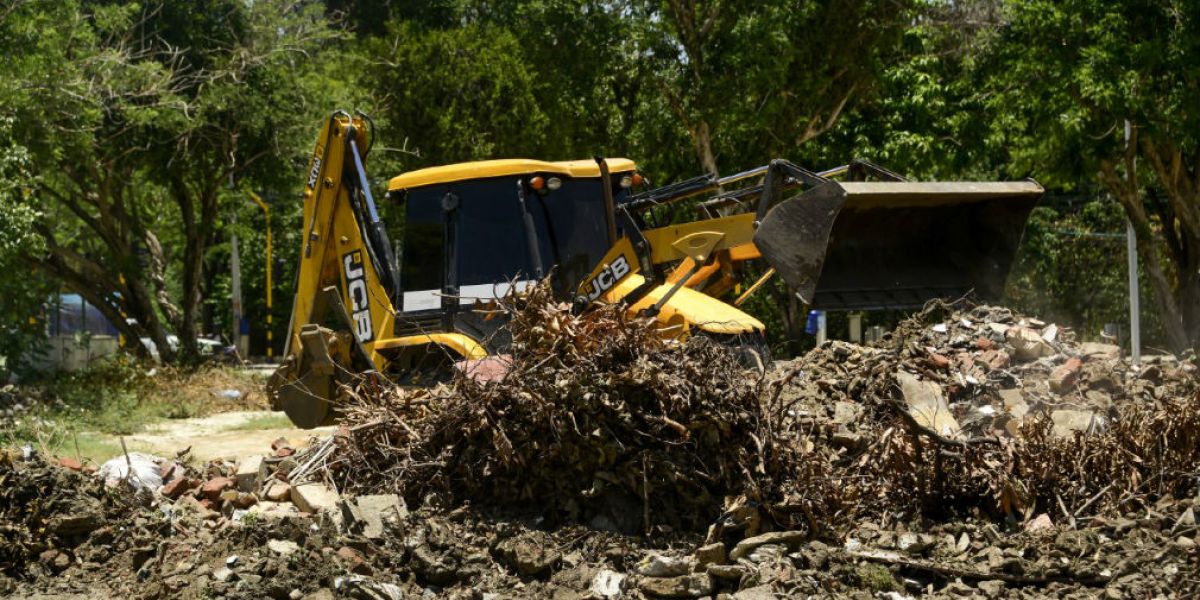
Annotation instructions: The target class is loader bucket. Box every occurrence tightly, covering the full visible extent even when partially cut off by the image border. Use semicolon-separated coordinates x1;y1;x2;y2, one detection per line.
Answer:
755;181;1043;310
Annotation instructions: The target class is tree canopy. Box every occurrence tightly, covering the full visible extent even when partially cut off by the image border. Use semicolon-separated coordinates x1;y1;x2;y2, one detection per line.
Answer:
1;0;1196;368
975;0;1200;351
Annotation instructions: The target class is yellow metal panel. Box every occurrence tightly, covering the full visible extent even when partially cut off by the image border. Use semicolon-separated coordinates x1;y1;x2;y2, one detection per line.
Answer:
728;242;761;261
328;180;396;366
285;116;343;358
577;237;639;302
373;333;488;360
388;158;637;191
602;274;765;335
642;212;758;265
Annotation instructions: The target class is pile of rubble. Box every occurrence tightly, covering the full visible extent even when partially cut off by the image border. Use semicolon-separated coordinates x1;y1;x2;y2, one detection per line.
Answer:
2;296;1198;599
327;282;808;532
4;436;1199;599
0;450;123;580
771;301;1200;523
786;302;1196;443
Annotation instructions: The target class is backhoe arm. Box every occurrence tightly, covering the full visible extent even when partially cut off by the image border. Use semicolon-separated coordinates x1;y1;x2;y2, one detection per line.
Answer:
268;112;400;428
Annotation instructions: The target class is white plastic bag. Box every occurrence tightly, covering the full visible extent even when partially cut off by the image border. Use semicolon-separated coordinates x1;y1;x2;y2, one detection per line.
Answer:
97;452;164;491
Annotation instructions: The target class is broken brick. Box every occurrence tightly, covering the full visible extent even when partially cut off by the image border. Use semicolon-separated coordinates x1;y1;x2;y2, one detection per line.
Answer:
58;457;83;472
336;546;372;575
979;349;1010;370
927;352;951;370
1050;357;1083;392
162;476;192;499
200;477;235;500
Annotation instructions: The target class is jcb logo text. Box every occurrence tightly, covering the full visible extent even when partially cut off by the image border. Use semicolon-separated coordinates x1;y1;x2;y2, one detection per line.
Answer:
343;250;374;343
585;255;631;301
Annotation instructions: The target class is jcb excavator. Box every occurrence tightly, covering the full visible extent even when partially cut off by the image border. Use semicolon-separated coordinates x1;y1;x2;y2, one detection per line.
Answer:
268;111;1043;428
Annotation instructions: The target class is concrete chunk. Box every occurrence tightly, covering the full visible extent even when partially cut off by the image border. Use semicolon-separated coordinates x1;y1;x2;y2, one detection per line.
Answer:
243;500;302;521
637;573;712;598
1051;409;1106;438
693;543;726;569
1079;342;1120;360
342;494;407;538
235;455;266;492
265;482;291;501
291;482;339;513
729;530;807;561
1006;326;1056;361
267;539;300;556
897;371;960;438
590;569;626;598
998;389;1028;420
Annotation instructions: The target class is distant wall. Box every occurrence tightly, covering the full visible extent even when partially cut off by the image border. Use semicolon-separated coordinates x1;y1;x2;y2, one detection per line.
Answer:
31;335;121;372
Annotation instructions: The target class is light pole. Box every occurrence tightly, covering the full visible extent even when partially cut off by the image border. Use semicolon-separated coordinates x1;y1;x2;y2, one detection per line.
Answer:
249;191;274;358
1124;120;1140;365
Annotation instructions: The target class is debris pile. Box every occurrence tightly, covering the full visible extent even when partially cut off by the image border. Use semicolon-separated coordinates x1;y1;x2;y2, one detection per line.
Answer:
329;292;1199;538
772;301;1200;524
329;282;818;532
0;453;100;578
4;439;1200;598
2;296;1198;598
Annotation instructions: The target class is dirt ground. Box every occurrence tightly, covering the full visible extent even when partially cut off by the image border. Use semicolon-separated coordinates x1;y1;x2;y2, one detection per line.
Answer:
120;410;335;462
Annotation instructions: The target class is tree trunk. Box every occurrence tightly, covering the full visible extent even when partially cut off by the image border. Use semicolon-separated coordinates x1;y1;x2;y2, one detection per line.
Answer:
693;120;720;178
178;224;206;363
1181;270;1200;350
1099;158;1192;354
171;174;219;364
123;270;177;364
1139;139;1200;351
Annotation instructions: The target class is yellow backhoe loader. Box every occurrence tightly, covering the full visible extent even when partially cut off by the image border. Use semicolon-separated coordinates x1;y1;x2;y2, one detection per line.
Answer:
267;111;1043;428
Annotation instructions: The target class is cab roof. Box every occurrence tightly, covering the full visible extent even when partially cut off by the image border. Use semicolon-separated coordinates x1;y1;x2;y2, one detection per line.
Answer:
387;158;637;192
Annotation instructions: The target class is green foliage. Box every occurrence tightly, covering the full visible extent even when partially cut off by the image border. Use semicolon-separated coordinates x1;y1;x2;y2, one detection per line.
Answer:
0;117;50;375
3;0;1195;361
972;0;1200;350
361;21;549;168
974;0;1200;182
855;563;901;593
628;0;915;178
1006;197;1164;342
0;0;350;363
0;356;202;448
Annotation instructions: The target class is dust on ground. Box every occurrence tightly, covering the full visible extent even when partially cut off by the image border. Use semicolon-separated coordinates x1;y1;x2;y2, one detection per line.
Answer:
121;410;335;462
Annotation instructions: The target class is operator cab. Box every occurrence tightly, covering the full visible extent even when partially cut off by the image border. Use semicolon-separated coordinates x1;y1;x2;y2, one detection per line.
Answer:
385;159;638;335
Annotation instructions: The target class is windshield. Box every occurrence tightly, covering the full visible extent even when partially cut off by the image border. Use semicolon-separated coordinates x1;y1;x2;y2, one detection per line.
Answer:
532;176;629;293
394;174;631;309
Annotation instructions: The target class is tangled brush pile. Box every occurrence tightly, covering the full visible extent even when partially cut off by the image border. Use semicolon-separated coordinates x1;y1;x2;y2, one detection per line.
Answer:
328;289;1200;537
328;282;839;532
